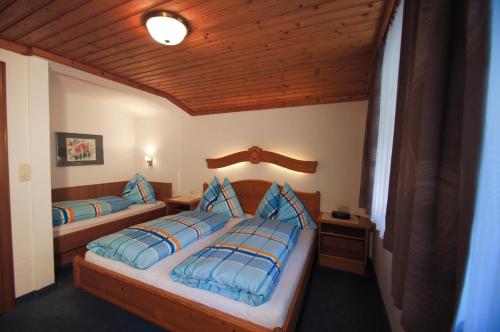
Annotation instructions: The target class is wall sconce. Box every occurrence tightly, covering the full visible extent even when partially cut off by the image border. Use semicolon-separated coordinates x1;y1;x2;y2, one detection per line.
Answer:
145;155;153;167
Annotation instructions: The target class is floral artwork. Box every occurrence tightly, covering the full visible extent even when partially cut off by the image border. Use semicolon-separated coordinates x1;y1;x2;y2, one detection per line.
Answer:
66;138;97;161
56;132;103;166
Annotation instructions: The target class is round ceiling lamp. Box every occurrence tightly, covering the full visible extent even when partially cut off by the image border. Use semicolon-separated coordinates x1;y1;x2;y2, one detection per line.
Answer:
143;11;189;46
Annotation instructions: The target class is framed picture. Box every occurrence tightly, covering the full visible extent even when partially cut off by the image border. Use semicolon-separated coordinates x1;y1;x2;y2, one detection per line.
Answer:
56;132;104;167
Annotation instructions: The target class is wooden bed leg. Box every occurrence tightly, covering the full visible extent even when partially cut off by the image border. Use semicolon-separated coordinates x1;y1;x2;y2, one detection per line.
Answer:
73;256;81;288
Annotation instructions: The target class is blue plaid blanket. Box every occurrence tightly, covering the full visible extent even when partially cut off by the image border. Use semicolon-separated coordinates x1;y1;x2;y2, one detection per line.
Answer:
52;196;132;226
87;211;229;269
170;217;300;306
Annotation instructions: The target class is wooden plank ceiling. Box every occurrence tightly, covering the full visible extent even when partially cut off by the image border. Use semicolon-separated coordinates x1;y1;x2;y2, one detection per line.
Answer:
0;0;392;115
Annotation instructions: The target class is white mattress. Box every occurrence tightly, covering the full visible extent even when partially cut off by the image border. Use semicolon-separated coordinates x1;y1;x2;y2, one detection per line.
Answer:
85;217;315;329
53;202;166;237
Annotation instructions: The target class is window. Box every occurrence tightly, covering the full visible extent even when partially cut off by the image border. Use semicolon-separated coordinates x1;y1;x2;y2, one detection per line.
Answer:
370;0;404;236
453;1;500;330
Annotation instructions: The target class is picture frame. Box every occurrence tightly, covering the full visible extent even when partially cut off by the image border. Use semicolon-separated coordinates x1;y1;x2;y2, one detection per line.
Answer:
56;132;104;167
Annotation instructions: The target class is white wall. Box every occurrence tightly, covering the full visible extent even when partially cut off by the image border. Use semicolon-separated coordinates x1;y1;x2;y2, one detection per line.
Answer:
49;79;136;188
0;49;54;297
49;65;185;189
372;233;404;332
135;101;368;211
135;113;180;194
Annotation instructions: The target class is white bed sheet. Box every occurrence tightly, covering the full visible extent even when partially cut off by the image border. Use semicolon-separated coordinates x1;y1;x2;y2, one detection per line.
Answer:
53;201;166;237
85;217;315;329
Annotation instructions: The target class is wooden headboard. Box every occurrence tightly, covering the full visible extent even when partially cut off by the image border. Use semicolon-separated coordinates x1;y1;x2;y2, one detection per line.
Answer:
52;181;172;202
203;179;321;224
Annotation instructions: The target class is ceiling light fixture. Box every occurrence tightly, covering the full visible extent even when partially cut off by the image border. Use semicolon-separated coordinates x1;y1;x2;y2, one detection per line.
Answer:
143;11;189;46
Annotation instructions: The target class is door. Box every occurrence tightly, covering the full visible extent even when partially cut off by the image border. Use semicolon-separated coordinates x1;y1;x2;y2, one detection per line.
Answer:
0;61;15;314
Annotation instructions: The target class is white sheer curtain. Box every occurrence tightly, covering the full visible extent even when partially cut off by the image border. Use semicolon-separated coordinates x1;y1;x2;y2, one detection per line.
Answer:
454;1;500;330
370;0;404;237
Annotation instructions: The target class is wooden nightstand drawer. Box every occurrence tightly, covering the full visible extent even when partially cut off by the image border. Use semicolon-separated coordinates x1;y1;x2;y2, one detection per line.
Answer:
320;233;365;262
318;211;372;275
166;196;200;215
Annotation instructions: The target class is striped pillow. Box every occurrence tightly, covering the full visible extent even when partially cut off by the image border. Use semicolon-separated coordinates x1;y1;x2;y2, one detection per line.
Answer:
122;173;157;204
212;178;246;218
197;176;221;212
276;183;316;229
255;182;281;219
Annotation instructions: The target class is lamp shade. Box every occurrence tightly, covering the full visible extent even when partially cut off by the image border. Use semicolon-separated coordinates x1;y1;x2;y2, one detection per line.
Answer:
144;11;188;46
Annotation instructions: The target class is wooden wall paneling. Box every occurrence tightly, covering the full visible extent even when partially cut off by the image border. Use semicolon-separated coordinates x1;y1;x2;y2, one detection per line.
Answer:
191;93;368;116
35;0;169;52
0;0;89;41
0;0;52;32
181;86;368;109
82;0;334;68
59;0;239;60
52;181;128;201
169;76;369;100
0;61;15;314
15;0;132;45
101;1;383;76
129;33;375;85
150;59;372;91
0;0;387;115
132;48;373;87
107;0;383;71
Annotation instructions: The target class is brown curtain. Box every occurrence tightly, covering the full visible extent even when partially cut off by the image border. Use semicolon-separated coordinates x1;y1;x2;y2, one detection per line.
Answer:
383;0;490;331
358;49;383;212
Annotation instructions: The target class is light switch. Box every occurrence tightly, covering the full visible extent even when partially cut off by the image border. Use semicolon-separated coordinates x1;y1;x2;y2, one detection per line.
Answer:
18;164;31;182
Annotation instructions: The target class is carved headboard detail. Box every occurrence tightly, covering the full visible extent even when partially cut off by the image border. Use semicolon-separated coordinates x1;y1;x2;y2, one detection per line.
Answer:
203;179;320;225
205;146;318;174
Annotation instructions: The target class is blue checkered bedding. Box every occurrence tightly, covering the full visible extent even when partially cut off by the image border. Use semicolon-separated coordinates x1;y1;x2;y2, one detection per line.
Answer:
170;217;300;306
52;196;132;226
87;211;230;269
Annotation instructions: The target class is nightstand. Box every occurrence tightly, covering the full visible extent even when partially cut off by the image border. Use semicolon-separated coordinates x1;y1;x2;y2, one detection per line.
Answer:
318;212;372;275
165;196;201;215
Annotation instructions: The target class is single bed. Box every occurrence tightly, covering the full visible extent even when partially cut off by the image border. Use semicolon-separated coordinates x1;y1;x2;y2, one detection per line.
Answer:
74;179;320;332
53;181;172;266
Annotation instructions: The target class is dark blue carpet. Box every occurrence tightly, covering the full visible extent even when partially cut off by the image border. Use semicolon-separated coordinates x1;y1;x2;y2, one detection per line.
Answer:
0;261;390;331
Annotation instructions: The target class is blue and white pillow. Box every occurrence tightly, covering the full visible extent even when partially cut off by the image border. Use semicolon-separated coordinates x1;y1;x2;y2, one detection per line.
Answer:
197;176;221;212
212;178;246;218
255;182;281;219
276;183;316;229
122;173;157;204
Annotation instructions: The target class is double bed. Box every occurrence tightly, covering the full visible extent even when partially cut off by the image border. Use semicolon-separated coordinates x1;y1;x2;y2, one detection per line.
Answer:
74;179;320;331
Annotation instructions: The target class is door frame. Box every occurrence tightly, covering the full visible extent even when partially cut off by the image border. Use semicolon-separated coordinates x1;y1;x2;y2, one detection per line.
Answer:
0;61;15;314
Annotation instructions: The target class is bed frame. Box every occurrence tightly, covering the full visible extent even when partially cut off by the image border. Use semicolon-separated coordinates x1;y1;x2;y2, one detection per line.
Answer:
53;181;172;266
74;179;320;331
